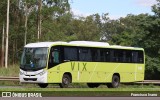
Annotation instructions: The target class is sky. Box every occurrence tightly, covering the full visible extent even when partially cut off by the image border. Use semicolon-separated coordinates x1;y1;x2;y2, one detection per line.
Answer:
69;0;157;19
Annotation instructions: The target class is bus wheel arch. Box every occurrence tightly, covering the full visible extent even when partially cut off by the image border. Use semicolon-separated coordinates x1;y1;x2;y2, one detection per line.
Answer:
107;73;120;88
59;72;72;88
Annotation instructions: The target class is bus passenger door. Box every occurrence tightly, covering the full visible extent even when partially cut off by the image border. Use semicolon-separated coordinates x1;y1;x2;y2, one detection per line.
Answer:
47;47;61;83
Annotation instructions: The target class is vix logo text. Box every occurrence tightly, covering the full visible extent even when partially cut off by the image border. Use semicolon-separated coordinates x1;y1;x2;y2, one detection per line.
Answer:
71;62;87;71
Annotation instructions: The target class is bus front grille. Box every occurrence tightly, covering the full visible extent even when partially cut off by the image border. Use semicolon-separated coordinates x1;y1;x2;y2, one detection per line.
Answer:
23;78;37;81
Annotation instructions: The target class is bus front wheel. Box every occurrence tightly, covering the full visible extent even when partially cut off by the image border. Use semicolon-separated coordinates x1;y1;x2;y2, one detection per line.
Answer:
59;74;71;88
38;83;48;88
107;75;120;88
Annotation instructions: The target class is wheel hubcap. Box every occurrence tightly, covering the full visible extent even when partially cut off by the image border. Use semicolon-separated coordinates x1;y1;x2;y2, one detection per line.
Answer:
114;78;119;86
63;78;69;85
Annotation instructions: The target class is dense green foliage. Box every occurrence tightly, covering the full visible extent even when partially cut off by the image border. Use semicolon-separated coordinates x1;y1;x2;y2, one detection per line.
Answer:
0;0;160;79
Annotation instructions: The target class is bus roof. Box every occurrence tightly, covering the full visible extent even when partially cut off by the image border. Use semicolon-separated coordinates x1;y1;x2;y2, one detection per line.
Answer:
68;41;110;47
24;41;66;48
24;41;143;50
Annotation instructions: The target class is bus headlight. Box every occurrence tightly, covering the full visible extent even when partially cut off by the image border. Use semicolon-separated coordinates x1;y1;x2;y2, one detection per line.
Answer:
38;70;46;76
20;71;24;75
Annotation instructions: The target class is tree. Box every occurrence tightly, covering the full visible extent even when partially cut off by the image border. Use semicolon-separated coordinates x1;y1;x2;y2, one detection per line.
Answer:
37;0;42;41
5;0;10;68
0;1;6;67
19;0;37;45
1;23;5;67
69;15;101;41
152;0;160;17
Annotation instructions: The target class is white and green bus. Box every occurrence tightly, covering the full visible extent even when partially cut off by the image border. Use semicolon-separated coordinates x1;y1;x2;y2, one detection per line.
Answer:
19;41;145;88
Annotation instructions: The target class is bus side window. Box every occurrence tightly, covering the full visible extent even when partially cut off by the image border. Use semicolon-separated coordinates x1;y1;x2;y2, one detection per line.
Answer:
138;51;144;63
100;50;105;62
105;50;110;62
125;50;132;63
110;50;113;62
132;51;138;63
132;51;144;63
92;49;100;61
117;50;123;62
110;50;117;62
64;47;78;61
79;48;92;61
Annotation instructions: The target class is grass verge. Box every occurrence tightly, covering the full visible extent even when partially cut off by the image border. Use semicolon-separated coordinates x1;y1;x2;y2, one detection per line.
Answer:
0;64;19;77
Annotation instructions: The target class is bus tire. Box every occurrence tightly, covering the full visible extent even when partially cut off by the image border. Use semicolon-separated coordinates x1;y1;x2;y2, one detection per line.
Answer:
107;75;120;88
87;83;100;88
38;83;48;88
59;74;71;88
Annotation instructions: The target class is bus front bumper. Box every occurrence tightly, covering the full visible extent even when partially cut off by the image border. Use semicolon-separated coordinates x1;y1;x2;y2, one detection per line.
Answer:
19;69;47;83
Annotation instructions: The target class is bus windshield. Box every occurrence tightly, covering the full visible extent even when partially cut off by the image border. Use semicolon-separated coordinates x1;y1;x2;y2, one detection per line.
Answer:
20;47;48;70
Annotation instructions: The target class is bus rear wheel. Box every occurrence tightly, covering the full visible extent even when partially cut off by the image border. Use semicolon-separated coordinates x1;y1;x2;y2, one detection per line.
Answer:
38;83;48;88
87;83;100;88
59;74;71;88
107;75;120;88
